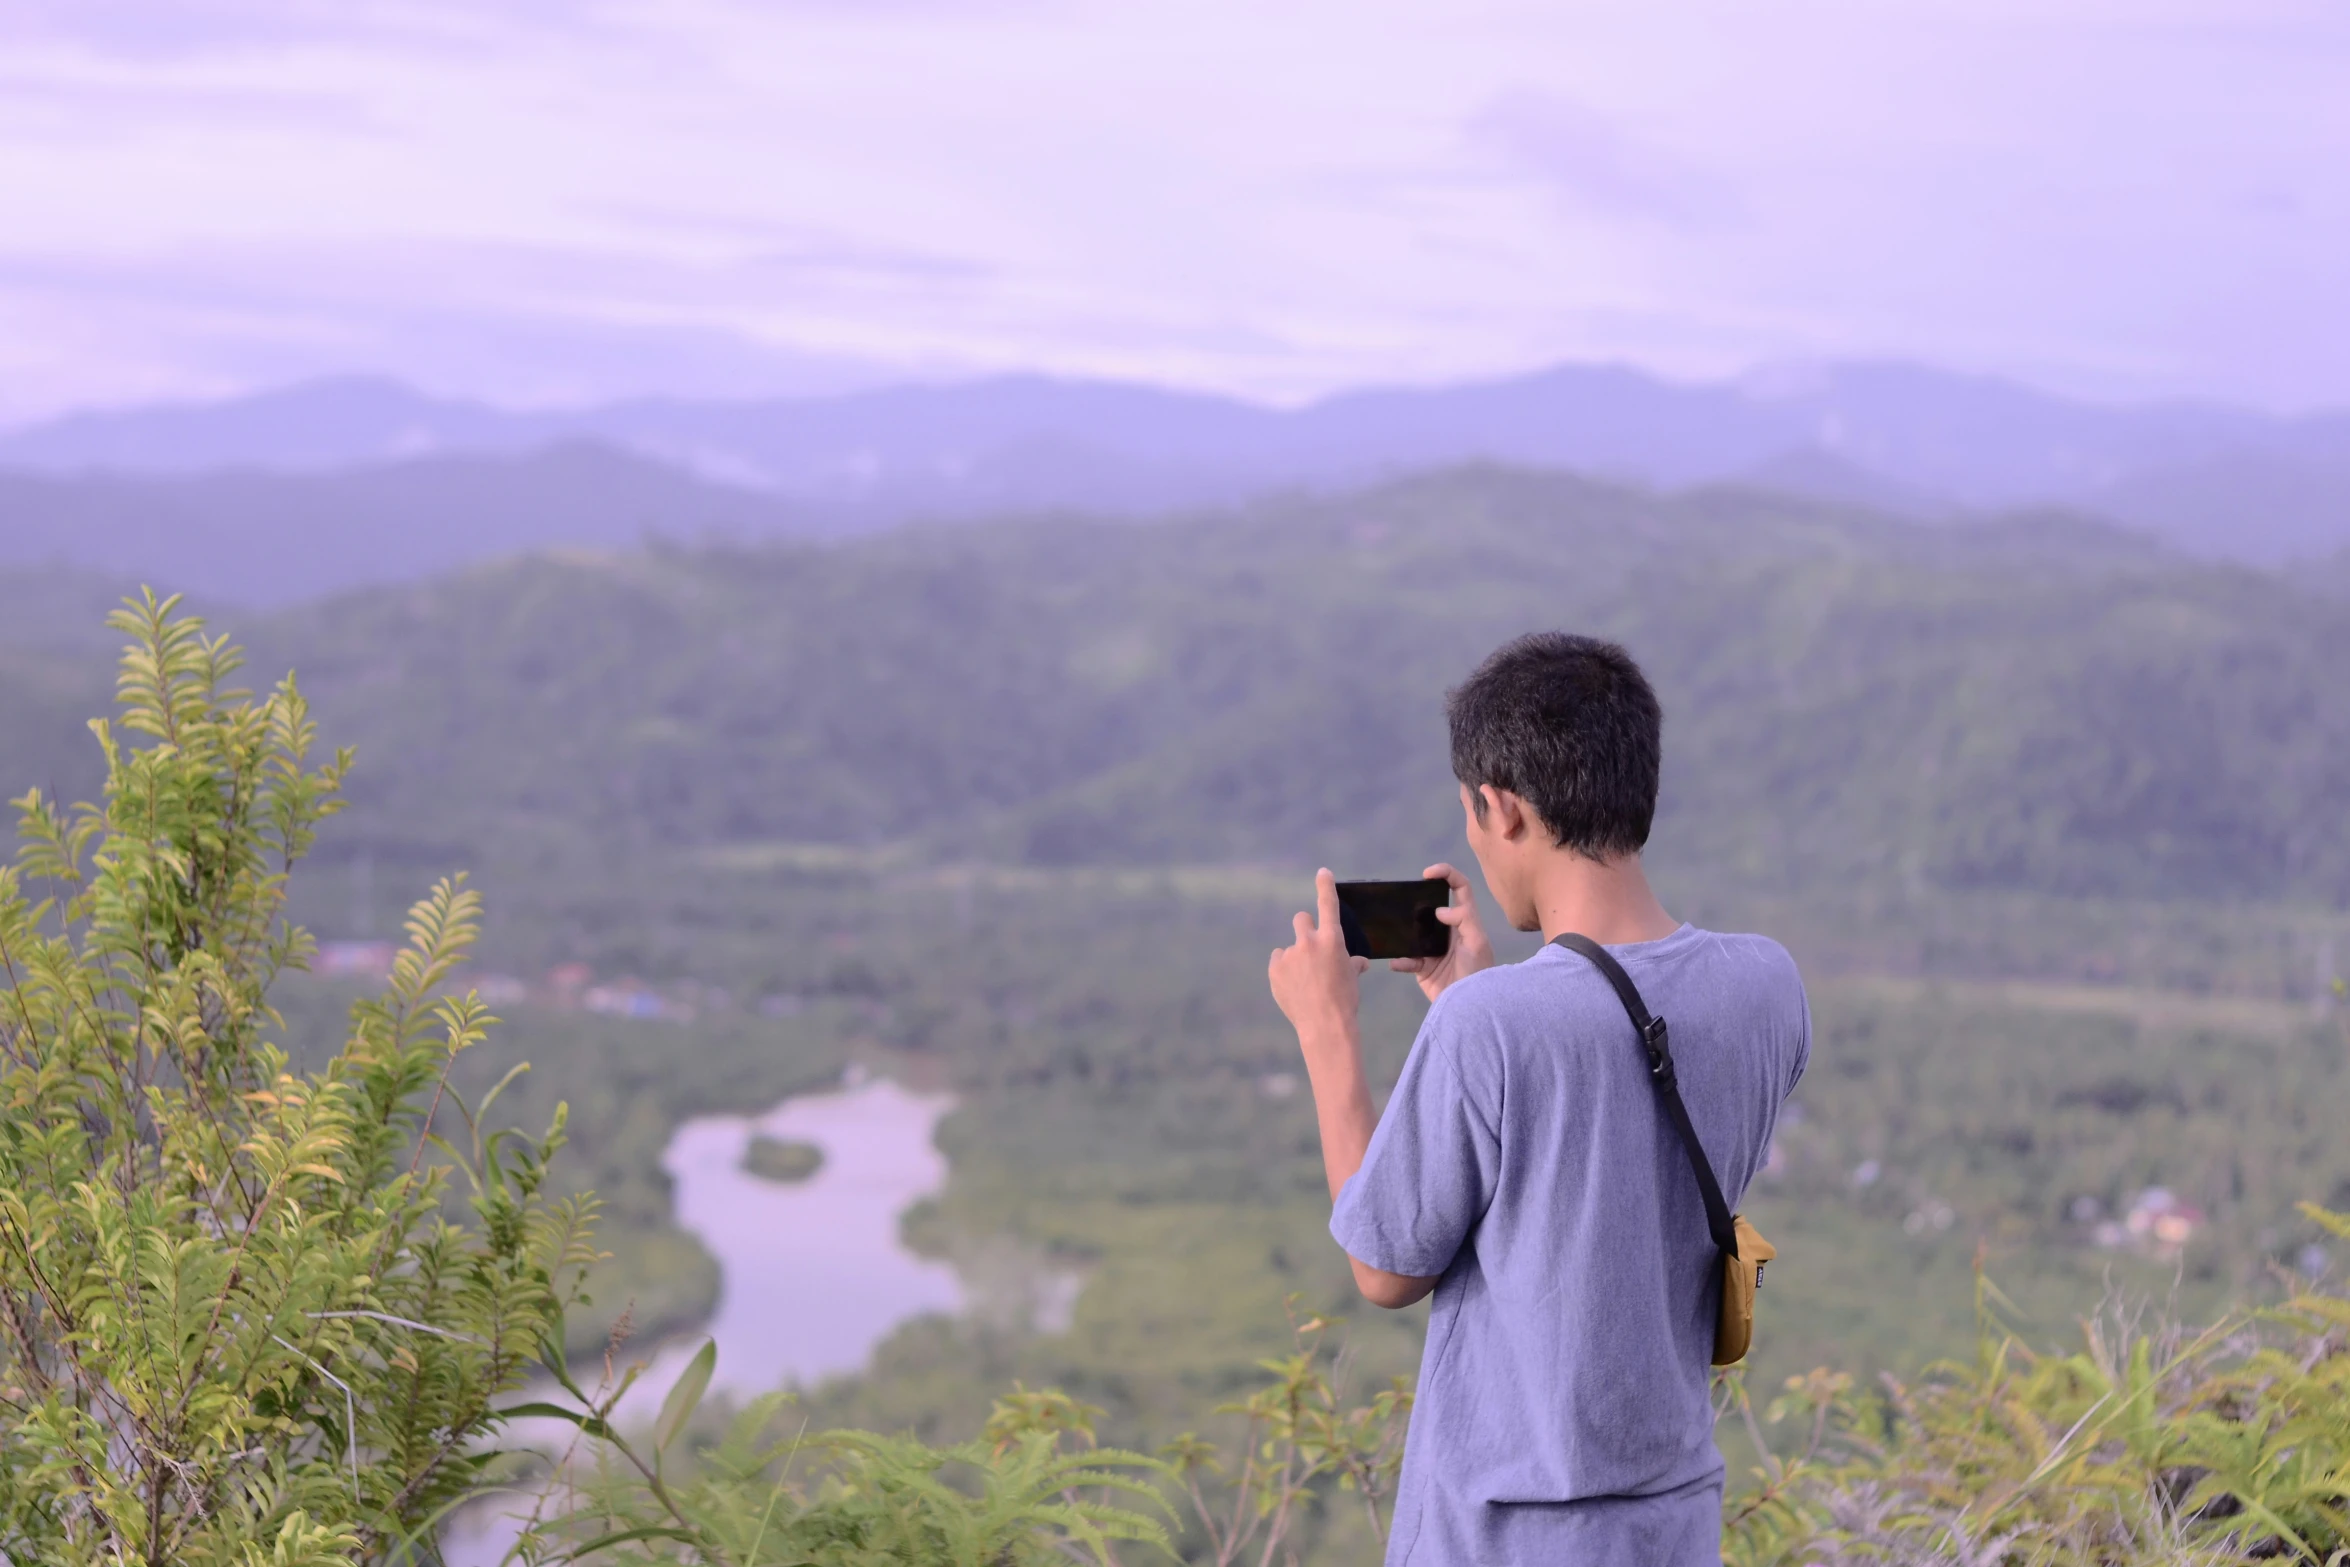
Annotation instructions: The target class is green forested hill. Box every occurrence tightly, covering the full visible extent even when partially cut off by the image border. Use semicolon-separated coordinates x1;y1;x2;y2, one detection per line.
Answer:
201;465;2350;914
8;464;2346;984
3;468;2348;1499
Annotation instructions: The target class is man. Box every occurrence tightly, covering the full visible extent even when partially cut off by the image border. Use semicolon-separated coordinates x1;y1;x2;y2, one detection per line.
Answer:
1268;632;1809;1566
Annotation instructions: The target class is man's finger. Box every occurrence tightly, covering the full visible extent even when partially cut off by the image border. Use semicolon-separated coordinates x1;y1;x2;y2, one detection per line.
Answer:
1391;957;1424;973
1423;862;1469;892
1315;867;1341;933
1351;956;1370;976
1435;904;1467;925
1293;910;1316;944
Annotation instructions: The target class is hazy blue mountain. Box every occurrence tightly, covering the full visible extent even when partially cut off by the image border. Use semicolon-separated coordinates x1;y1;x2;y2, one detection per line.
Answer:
1733;363;2262;503
0;564;152;655
4;361;2345;565
2089;447;2350;565
0;441;817;605
0;376;537;472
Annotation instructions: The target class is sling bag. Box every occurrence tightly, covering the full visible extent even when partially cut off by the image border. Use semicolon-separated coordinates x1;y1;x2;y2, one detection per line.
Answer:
1552;933;1777;1367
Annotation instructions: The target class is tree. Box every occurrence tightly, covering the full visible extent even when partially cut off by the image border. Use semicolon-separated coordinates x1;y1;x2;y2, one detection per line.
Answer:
0;592;596;1565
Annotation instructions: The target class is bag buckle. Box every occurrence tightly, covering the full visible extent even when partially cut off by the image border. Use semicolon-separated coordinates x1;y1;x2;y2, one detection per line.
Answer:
1642;1016;1674;1082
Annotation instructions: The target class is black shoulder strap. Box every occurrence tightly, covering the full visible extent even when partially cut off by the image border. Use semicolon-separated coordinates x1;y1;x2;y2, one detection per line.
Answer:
1551;933;1739;1260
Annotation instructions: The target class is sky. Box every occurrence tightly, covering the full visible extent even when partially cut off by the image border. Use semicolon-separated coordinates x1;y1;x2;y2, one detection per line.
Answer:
0;0;2345;424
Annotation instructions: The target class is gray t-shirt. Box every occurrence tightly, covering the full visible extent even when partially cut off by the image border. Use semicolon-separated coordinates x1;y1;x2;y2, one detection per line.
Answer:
1331;923;1809;1567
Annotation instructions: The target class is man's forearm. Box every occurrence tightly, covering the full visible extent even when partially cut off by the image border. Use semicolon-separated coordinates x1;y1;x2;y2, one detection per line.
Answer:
1299;1025;1439;1307
1296;1023;1378;1202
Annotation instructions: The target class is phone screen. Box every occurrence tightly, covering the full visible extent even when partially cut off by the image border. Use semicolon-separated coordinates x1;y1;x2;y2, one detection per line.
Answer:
1335;879;1451;960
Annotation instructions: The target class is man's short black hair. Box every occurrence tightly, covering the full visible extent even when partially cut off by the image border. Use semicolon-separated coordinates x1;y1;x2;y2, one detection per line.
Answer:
1446;633;1661;859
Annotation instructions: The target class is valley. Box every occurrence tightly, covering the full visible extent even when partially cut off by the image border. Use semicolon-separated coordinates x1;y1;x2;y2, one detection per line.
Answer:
4;463;2347;1553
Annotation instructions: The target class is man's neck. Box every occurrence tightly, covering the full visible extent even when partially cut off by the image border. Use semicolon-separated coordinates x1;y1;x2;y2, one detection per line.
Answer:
1527;852;1679;946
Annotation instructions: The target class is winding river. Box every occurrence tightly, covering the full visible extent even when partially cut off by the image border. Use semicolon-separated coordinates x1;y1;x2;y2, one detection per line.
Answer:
625;1074;966;1405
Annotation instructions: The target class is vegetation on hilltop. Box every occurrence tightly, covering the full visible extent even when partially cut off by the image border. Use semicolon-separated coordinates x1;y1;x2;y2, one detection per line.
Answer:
5;587;2350;1564
0;596;594;1563
255;859;2348;1472
3;472;2318;1467
86;469;2316;1434
6;470;2348;979
192;468;2350;922
512;1249;2350;1565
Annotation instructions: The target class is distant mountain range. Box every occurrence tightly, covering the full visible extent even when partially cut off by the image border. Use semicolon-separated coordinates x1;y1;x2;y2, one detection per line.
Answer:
1;362;2345;602
0;443;825;606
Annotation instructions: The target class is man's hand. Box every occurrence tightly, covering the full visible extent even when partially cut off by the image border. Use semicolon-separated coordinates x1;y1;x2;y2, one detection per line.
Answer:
1267;868;1369;1058
1388;862;1495;1002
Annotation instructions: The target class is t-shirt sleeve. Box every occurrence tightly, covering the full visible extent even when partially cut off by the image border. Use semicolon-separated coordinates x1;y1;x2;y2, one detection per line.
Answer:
1329;1001;1502;1278
1784;947;1812;1097
1790;987;1813;1096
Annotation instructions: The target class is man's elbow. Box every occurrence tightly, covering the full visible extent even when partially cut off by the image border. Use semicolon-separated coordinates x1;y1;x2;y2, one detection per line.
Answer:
1349;1256;1439;1309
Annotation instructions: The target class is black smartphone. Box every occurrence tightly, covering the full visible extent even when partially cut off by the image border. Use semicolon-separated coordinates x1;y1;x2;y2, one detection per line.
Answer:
1335;879;1451;961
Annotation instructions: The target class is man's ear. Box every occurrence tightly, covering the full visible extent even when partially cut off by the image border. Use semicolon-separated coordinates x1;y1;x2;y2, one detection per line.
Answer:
1486;787;1530;842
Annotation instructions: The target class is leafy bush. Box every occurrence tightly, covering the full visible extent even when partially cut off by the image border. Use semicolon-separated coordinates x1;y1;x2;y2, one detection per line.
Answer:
507;1304;1407;1566
506;1344;1167;1566
1724;1223;2350;1565
1158;1305;1412;1565
516;1250;2350;1567
0;594;596;1564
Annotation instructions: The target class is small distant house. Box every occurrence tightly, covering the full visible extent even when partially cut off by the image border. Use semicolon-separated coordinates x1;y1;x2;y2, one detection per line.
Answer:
543;963;594;1007
473;973;531;1006
583;982;685;1022
317;941;397;981
2094;1186;2204;1257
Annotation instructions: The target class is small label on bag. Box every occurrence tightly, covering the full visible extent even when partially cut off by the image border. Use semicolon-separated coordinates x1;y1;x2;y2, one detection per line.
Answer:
1753;1262;1766;1290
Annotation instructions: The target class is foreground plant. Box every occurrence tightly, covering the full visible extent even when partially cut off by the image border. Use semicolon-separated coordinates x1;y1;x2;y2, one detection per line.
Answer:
1159;1302;1413;1566
509;1298;1409;1567
1723;1222;2350;1566
0;593;595;1565
508;1342;1169;1565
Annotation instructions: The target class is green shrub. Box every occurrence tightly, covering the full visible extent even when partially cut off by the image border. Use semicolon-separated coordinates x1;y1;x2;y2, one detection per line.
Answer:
510;1304;1407;1566
0;593;596;1564
508;1344;1168;1566
1724;1228;2350;1565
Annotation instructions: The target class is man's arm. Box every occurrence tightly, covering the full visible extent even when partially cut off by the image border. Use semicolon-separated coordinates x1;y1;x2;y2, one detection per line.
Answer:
1269;867;1489;1310
1294;1011;1441;1309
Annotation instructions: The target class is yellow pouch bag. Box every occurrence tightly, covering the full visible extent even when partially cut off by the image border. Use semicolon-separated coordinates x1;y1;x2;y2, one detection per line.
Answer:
1714;1214;1776;1367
